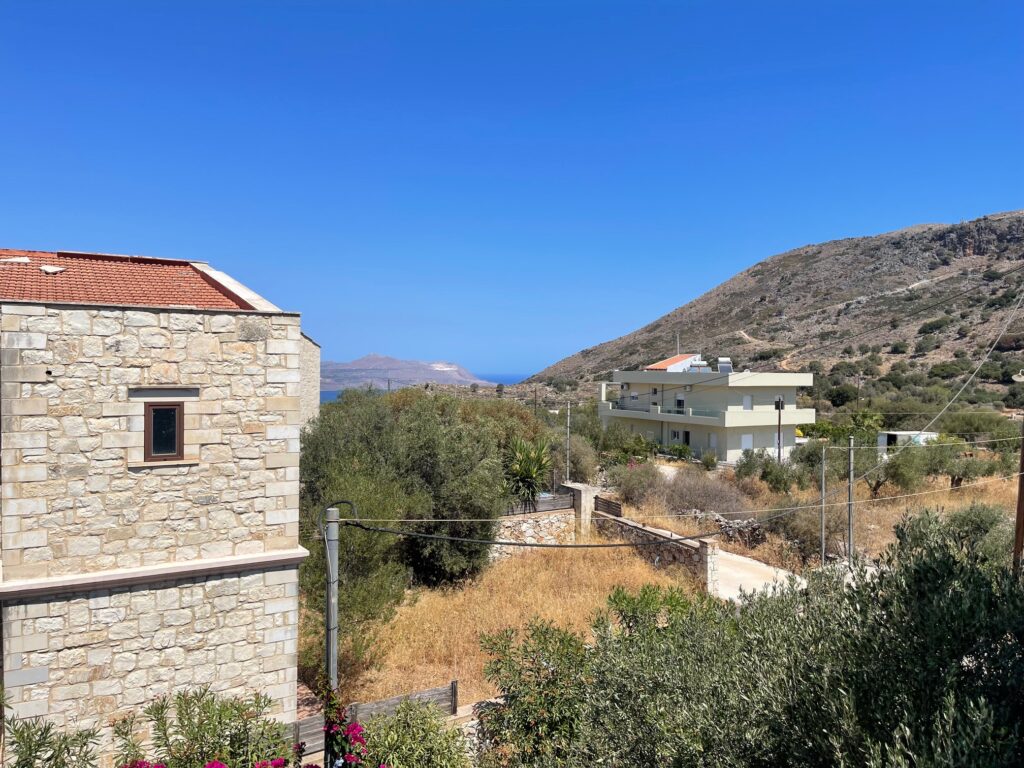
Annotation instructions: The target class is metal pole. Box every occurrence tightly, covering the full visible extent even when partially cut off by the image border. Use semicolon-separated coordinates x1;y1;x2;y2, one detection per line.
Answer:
847;435;854;562
565;401;571;483
776;398;783;463
820;443;826;565
324;506;340;692
1014;414;1024;575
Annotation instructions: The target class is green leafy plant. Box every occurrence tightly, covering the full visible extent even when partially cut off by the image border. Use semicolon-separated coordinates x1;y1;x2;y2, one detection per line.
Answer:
116;688;290;768
364;700;471;768
504;436;553;508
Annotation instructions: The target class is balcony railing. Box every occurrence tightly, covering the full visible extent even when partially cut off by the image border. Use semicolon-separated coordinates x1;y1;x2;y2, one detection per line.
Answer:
610;401;723;419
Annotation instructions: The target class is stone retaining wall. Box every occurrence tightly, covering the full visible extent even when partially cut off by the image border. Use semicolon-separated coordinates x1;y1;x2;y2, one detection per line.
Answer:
594;511;719;595
491;509;575;560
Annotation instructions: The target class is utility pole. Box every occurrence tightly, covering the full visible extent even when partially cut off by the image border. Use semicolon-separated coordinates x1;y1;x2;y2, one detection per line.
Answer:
534;387;538;418
820;442;827;565
565;401;571;483
1015;415;1024;575
676;332;680;355
1012;375;1024;574
324;506;340;691
775;397;783;463
387;377;391;393
847;435;855;562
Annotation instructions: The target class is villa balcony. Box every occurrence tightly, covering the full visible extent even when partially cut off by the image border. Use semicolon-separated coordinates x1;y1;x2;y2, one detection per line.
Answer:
602;400;815;428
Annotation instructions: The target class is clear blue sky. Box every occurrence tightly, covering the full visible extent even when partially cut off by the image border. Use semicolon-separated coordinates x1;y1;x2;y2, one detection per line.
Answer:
2;2;1022;377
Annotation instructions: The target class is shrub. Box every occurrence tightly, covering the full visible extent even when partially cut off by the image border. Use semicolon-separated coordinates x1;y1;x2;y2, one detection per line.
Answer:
700;452;718;471
6;717;99;768
479;511;1024;767
668;443;692;461
661;468;747;514
606;462;664;505
550;433;599;484
114;689;292;768
914;334;940;355
364;700;471;768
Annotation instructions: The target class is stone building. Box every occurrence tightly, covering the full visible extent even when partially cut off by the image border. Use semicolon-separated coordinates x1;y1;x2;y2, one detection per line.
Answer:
0;249;311;760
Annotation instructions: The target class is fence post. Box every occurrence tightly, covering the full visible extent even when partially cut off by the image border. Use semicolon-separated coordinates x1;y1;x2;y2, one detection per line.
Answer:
450;680;459;715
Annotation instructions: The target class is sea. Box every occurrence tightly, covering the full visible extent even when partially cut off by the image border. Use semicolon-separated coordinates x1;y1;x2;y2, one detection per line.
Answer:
320;373;526;404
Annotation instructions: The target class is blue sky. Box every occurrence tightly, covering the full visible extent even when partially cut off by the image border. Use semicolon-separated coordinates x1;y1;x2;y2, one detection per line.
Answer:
2;2;1022;377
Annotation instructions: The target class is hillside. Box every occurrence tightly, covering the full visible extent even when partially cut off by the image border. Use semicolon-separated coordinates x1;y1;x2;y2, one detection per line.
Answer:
321;353;493;390
532;211;1024;384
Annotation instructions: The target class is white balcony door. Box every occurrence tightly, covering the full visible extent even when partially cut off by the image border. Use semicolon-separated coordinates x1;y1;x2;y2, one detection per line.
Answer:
741;433;753;451
742;395;752;411
708;433;718;452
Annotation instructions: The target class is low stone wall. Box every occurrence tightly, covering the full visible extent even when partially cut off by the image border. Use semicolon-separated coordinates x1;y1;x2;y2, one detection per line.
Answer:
491;509;575;560
594;511;719;596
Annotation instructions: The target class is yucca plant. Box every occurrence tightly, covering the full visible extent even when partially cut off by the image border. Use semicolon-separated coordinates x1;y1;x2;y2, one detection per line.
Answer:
504;436;552;510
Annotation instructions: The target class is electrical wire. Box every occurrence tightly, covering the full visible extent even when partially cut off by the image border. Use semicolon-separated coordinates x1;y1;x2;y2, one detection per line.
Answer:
335;470;1024;549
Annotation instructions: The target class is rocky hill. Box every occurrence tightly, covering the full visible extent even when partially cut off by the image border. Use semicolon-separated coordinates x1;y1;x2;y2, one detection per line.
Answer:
322;354;493;390
531;211;1024;384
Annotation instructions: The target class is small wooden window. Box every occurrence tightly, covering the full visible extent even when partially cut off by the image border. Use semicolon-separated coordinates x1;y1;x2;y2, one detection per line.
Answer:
144;402;184;461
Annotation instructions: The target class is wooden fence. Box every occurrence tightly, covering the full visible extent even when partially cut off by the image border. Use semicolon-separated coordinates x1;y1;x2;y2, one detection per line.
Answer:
293;680;459;754
594;495;622;517
504;492;573;516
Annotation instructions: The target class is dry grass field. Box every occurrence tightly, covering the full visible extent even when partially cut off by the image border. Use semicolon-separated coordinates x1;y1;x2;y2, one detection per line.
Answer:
347;545;686;706
627;465;1019;570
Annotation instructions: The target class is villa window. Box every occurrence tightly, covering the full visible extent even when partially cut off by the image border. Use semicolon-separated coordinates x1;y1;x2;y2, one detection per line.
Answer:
144;402;184;461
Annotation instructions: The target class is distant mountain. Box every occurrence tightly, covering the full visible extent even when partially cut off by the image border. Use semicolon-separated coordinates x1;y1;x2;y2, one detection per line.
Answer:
321;354;495;390
531;210;1024;383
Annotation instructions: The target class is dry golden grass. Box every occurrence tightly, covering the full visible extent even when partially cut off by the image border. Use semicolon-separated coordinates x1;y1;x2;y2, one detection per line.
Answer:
348;545;684;706
624;469;1019;567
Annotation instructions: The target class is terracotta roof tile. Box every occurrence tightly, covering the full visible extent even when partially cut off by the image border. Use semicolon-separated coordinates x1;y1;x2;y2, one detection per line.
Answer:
645;353;696;370
0;249;252;310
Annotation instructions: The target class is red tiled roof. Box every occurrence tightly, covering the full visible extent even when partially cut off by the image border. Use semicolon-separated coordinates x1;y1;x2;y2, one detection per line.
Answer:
645;353;696;370
0;249;253;310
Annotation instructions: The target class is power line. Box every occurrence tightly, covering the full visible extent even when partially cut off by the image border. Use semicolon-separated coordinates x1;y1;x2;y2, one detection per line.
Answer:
332;470;1024;549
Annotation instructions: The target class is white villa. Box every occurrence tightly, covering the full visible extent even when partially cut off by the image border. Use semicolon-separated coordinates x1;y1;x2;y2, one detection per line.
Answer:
598;353;816;463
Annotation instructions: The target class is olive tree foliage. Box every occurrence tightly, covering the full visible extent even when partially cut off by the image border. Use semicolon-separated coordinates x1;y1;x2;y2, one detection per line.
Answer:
299;389;544;685
478;507;1024;767
549;433;599;485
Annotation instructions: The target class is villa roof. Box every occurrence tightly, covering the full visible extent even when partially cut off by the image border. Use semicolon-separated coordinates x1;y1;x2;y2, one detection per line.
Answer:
644;354;696;370
0;249;263;311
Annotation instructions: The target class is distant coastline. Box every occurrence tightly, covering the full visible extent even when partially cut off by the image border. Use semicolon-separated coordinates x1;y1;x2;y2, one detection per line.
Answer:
320;373;525;404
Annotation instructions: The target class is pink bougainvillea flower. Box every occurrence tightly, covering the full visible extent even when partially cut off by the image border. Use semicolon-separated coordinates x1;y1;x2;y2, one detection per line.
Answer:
271;760;286;768
204;762;229;768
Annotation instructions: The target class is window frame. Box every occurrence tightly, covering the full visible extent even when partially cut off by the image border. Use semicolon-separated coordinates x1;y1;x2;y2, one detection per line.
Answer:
144;401;184;462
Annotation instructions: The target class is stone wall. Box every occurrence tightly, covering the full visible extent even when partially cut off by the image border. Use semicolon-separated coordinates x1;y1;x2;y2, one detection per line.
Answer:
3;566;298;763
594;511;719;595
0;301;307;760
299;333;320;427
491;510;575;560
0;304;302;579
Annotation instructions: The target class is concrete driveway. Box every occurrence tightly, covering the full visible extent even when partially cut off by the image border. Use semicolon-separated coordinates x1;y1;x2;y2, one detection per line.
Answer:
716;550;803;601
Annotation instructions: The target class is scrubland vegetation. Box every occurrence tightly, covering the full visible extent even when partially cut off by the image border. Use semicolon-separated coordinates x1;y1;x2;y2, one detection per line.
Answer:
477;509;1024;767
